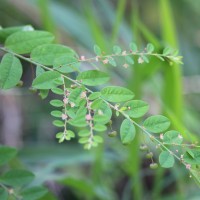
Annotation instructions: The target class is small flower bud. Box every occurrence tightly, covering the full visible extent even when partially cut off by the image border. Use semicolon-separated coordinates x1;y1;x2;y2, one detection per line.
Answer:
62;114;68;120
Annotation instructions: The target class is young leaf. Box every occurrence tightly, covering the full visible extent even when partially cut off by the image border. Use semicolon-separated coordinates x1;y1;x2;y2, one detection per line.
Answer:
0;146;17;166
125;56;134;65
120;119;136;145
93;124;107;132
78;129;90;137
108;57;117;67
159;151;175;168
77;70;110;86
94;45;101;56
163;130;183;145
93;135;103;143
68;87;83;105
0;53;22;89
20;186;48;200
5;31;54;54
123;100;149;118
184;149;200;165
113;45;121;54
51;110;62;118
101;86;135;102
143;115;170;133
31;44;77;66
129;42;137;52
32;71;61;89
53;120;64;127
51;87;63;95
0;169;35;187
146;43;154;53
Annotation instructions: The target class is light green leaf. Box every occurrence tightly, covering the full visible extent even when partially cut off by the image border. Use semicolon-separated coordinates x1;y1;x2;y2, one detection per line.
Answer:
93;124;107;132
0;146;17;166
36;66;45;77
94;45;101;56
129;43;137;52
78;129;90;137
51;88;63;95
77;70;110;86
143;115;170;133
53;120;64;127
159;151;175;168
93;135;103;143
32;71;61;89
31;44;77;66
0;53;22;89
125;56;134;65
163;130;183;145
163;47;173;56
108;57;116;67
51;110;62;118
184;149;200;165
120;119;136;145
124;100;149;118
88;92;101;100
113;45;121;54
101;86;135;102
0;25;34;42
5;31;54;54
21;186;48;200
146;43;154;53
50;100;63;107
69;88;83;105
53;55;80;73
0;169;35;187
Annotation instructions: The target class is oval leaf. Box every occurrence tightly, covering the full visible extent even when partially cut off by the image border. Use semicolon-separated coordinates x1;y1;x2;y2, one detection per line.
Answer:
0;146;17;166
184;149;200;165
120;119;136;145
0;53;22;89
101;86;134;102
77;70;110;86
31;44;77;66
5;31;54;54
163;130;183;145
159;151;175;168
143;115;170;133
32;71;61;89
124;100;149;118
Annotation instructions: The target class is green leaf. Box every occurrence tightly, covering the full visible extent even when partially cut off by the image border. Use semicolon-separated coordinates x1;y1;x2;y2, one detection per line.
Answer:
159;151;175;168
94;45;101;56
21;186;48;200
31;44;77;66
146;43;154;53
125;56;134;65
163;47;173;56
39;89;49;99
36;66;45;77
124;100;149;118
0;53;22;89
93;101;112;124
5;31;54;54
108;57;116;67
93;124;107;132
79;137;89;144
77;70;110;86
143;115;170;133
88;92;101;100
142;55;149;63
53;55;80;73
93;135;103;143
163;130;183;145
0;25;34;42
113;45;121;54
120;119;136;145
51;110;62;118
129;42;137;52
101;86;135;102
51;88;63;95
0;188;8;200
0;169;35;187
184;150;200;165
32;71;61;89
50;100;63;107
53;120;64;127
69;88;83;105
78;129;90;137
0;146;17;166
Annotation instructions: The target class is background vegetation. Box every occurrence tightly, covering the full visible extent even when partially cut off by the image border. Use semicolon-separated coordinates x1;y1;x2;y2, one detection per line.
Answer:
0;0;200;199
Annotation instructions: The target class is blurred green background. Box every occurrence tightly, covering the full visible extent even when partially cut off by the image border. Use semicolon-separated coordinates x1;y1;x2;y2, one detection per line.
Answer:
0;0;200;199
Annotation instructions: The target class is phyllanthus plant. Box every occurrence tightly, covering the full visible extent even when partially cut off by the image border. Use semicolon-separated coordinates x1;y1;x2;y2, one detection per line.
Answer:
0;25;200;186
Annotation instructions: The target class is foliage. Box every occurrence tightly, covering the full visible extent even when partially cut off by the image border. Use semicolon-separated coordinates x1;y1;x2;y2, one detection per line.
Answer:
0;25;199;191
